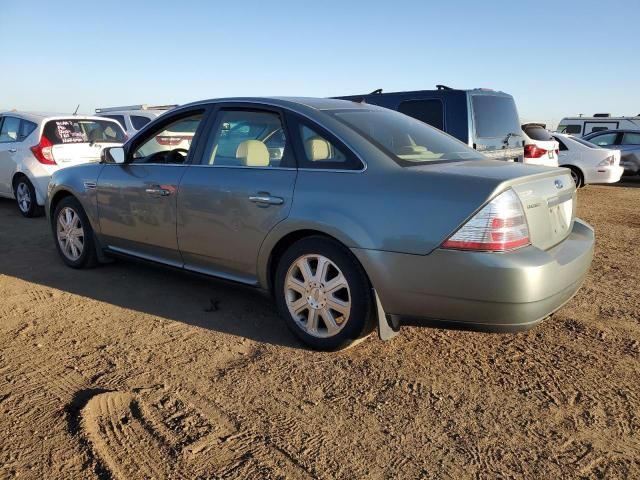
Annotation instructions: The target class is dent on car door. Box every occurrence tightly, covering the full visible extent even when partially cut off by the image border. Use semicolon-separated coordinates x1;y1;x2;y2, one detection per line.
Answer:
96;109;207;265
177;107;297;283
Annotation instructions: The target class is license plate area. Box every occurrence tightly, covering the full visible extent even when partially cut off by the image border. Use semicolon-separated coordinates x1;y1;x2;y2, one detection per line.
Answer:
548;194;574;235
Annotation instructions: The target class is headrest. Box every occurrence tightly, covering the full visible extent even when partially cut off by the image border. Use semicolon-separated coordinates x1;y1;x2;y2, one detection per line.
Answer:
304;137;331;161
236;140;269;167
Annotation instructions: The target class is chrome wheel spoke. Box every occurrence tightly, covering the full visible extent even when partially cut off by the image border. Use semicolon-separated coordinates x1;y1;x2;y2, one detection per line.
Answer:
284;253;352;339
57;207;84;261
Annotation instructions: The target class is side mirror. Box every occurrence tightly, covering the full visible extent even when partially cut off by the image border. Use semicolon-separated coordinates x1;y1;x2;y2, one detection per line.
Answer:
102;146;126;164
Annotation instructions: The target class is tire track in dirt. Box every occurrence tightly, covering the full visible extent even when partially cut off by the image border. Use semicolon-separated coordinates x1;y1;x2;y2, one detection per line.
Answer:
78;387;314;479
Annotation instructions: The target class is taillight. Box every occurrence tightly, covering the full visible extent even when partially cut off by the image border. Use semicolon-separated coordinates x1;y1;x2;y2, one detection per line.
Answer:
598;156;615;166
30;136;56;165
155;135;183;146
524;144;547;158
555;149;559;156
442;189;530;251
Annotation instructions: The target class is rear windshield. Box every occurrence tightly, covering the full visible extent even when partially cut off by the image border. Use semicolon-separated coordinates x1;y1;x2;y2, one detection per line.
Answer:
43;119;125;145
329;108;484;166
523;125;553;141
471;95;521;139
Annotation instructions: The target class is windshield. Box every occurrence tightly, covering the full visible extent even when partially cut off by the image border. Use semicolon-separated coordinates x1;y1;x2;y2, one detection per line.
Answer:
471;95;521;139
329;108;484;166
44;119;126;145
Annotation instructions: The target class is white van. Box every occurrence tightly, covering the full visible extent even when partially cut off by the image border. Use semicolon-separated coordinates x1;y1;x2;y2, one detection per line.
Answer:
556;114;640;136
95;104;177;137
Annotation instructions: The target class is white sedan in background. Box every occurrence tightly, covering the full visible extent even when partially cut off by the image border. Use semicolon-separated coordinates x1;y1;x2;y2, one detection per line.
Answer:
553;133;623;187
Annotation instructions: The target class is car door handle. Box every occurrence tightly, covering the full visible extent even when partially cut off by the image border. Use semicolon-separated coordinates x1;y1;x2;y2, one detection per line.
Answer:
145;188;172;196
249;194;284;205
8;148;17;153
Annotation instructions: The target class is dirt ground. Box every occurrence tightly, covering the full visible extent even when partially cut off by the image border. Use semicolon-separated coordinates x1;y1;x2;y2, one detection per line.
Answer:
0;179;639;480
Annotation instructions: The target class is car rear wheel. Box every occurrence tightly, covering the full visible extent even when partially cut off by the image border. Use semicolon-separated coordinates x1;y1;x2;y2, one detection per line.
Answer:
53;196;98;269
274;236;374;350
564;166;584;188
13;176;43;218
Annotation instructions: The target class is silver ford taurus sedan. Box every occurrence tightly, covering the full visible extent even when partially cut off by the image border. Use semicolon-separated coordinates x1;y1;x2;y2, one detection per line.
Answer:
47;98;594;350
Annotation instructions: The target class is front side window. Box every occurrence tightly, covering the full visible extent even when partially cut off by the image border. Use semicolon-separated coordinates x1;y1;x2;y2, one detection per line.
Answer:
589;132;618;146
131;115;151;130
132;113;203;164
622;132;640;145
331;108;483;166
558;124;582;134
203;110;291;167
398;99;444;130
0;116;20;143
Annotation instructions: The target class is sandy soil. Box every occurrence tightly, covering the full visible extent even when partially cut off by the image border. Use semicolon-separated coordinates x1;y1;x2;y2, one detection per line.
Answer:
1;179;639;479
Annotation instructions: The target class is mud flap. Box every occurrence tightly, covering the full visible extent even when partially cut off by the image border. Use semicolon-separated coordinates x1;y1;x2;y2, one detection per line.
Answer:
374;289;400;341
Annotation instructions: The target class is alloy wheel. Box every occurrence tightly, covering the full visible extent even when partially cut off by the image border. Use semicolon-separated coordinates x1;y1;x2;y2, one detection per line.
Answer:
57;207;85;261
16;182;31;213
284;254;351;338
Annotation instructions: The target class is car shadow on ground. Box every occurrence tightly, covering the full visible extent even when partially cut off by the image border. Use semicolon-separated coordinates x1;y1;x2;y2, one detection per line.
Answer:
0;199;304;350
600;177;640;188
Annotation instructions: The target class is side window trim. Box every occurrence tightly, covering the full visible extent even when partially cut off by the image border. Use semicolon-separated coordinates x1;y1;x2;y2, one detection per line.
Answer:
195;105;297;169
125;107;211;165
286;112;365;172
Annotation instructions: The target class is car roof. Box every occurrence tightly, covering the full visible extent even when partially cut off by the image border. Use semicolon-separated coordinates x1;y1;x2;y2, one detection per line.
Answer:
181;96;390;113
585;129;640;135
0;111;122;124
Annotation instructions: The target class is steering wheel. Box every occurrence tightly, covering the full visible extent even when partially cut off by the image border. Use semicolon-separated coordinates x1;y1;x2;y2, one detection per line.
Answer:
173;148;189;157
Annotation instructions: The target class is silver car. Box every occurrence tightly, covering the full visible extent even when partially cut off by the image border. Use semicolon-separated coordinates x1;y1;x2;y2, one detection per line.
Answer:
47;98;595;350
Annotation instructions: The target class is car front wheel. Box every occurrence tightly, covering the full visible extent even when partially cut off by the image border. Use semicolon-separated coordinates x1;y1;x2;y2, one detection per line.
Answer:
274;236;374;350
53;196;98;269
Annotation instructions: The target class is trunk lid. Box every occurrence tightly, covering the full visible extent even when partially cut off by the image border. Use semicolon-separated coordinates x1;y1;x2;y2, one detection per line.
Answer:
416;160;576;251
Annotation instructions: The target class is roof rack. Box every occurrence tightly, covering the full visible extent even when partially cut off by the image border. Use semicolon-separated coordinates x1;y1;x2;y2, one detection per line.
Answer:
593;113;611;117
95;104;178;114
436;84;453;91
370;88;383;95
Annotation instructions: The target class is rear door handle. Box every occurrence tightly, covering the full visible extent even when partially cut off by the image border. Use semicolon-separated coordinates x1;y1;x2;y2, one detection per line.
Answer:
249;194;284;205
8;148;17;153
145;187;171;196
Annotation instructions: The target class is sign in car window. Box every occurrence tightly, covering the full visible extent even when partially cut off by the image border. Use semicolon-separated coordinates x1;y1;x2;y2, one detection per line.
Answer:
54;120;88;144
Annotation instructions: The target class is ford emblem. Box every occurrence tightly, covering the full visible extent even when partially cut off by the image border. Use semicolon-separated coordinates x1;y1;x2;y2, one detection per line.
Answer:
554;179;563;189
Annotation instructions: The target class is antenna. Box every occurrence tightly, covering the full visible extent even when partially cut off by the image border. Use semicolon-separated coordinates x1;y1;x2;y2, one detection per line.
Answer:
73;104;80;115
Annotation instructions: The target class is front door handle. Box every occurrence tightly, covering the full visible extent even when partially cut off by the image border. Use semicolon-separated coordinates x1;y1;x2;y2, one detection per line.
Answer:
145;188;172;196
249;194;284;205
8;148;17;153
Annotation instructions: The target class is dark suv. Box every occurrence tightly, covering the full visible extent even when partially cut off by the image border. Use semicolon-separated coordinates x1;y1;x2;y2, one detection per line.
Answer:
336;85;524;162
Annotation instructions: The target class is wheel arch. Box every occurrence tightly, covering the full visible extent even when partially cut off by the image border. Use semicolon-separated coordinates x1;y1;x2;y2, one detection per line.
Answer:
49;189;76;220
560;164;584;187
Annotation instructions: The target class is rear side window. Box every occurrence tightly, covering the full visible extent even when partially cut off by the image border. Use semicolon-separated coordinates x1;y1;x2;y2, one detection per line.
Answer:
103;115;127;130
591;126;609;133
43;119;126;145
555;137;568;151
558;124;582;134
622;132;640;145
0;116;20;143
131;115;151;130
398;99;444;130
17;120;37;141
471;95;521;138
524;125;553;141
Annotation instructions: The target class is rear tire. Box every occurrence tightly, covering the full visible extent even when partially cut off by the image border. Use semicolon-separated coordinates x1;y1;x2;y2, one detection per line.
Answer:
13;175;43;217
563;165;584;188
52;196;98;269
274;236;374;351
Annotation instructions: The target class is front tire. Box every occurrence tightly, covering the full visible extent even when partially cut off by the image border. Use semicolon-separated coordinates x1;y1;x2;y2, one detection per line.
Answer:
53;196;98;269
13;176;43;217
274;236;374;351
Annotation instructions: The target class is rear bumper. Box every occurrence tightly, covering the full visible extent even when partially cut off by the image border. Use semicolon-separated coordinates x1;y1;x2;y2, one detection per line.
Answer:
584;165;624;184
352;219;594;331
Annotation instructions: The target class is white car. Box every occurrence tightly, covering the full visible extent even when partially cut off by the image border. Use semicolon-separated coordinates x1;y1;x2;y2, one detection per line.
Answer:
0;112;125;217
522;123;559;167
95;104;176;137
553;133;623;187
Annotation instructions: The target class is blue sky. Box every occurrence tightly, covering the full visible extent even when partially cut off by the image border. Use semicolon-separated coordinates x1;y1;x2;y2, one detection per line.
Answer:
1;0;638;127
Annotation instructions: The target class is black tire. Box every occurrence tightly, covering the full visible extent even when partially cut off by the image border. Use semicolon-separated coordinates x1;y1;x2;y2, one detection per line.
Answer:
52;196;98;269
274;236;374;351
564;165;584;188
13;175;43;218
